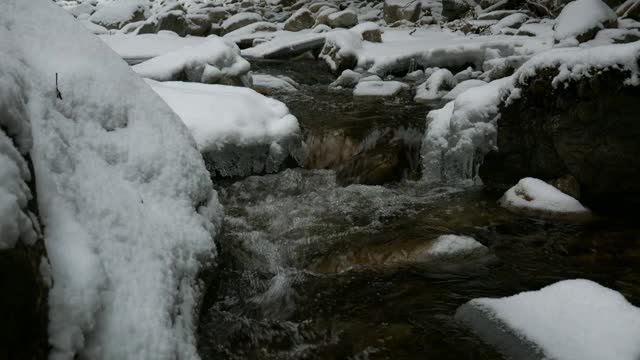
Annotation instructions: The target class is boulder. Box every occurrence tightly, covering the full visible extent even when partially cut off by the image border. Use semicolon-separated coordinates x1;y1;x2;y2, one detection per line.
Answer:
314;7;339;26
283;7;315;31
383;0;422;24
196;6;230;24
138;10;189;37
617;0;640;19
480;50;640;207
186;14;212;36
327;9;359;28
351;22;383;42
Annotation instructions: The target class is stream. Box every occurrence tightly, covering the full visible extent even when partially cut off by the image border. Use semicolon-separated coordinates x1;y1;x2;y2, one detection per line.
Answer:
196;60;640;360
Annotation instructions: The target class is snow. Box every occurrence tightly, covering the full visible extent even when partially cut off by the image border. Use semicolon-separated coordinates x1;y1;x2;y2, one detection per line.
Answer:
457;279;640;360
319;29;363;72
133;36;251;84
146;80;301;176
353;80;409;96
421;101;454;183
428;235;486;256
330;69;362;88
554;0;617;43
414;68;456;103
252;74;298;93
443;79;487;100
2;0;222;358
241;31;326;59
89;0;148;28
515;41;640;87
499;177;590;215
222;12;263;32
99;33;208;63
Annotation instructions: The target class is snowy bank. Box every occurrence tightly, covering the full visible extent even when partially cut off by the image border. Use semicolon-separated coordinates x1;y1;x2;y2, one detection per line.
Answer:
147;80;303;177
456;279;640;360
1;0;223;358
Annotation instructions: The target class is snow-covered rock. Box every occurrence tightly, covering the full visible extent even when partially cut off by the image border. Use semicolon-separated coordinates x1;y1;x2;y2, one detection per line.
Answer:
554;0;618;44
456;279;640;360
252;74;299;94
351;21;383;42
2;0;223;359
499;177;590;216
319;29;363;73
222;12;263;34
353;80;410;97
329;69;362;88
428;235;487;256
242;32;326;59
490;13;529;34
147;80;302;177
414;68;457;103
133;36;251;86
89;0;148;29
443;79;488;100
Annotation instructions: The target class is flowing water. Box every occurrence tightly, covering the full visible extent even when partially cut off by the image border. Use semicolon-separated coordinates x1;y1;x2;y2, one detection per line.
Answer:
196;61;640;359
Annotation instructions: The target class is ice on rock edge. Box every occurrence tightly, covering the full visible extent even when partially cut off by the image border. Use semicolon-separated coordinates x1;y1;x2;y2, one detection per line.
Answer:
1;0;223;359
146;80;302;177
421;42;640;184
456;279;640;360
499;177;590;216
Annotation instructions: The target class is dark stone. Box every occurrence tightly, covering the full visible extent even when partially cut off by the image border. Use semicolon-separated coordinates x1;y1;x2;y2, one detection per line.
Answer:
442;0;472;20
480;66;640;207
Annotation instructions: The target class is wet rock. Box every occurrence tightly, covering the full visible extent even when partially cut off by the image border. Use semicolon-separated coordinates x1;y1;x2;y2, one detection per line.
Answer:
284;7;315;31
335;127;421;185
479;65;640;207
327;9;359;28
442;0;472;20
617;0;640;20
383;0;422;24
550;174;581;200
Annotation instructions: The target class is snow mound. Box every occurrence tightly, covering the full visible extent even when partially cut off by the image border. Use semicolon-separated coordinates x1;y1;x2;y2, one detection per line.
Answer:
554;0;617;44
147;80;302;177
353;80;409;97
2;0;222;358
499;177;590;216
133;36;251;85
443;79;487;100
456;279;640;360
428;235;487;256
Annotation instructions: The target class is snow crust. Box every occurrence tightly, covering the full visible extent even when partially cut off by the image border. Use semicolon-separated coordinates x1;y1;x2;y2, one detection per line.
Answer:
133;36;250;84
1;1;222;359
460;279;640;360
499;177;590;215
